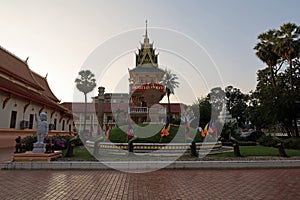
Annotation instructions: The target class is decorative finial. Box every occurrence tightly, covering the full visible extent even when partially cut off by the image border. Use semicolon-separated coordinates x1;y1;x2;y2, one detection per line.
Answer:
45;73;48;79
145;20;148;37
144;20;149;45
25;56;29;63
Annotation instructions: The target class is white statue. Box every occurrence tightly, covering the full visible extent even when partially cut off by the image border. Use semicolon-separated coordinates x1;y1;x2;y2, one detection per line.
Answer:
35;112;48;144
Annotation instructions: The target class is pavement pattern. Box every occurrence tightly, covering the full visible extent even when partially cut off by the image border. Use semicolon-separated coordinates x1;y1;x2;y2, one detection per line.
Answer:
0;147;14;162
1;168;300;200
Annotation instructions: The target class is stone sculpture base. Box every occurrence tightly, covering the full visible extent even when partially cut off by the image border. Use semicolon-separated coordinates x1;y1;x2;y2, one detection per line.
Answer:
12;151;62;162
32;143;46;153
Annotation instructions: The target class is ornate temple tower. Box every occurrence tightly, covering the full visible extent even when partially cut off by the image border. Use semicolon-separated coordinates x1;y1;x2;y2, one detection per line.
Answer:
128;21;166;123
129;21;164;84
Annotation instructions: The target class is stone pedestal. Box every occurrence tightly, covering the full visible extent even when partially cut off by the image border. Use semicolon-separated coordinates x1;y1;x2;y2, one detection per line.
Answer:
32;143;46;153
12;151;62;162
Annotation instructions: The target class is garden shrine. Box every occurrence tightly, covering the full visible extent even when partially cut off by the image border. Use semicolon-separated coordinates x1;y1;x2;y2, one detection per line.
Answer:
95;21;167;128
89;22;222;158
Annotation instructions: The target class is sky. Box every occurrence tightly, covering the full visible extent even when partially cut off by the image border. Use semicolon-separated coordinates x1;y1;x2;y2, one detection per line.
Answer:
1;0;300;105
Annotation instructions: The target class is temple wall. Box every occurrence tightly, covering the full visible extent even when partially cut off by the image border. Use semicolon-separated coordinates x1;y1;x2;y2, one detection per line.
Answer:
0;91;73;131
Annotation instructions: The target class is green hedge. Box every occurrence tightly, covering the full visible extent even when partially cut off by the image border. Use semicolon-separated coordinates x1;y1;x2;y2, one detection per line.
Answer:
21;135;37;151
21;134;77;151
105;124;204;143
283;137;300;150
257;135;280;147
258;135;300;150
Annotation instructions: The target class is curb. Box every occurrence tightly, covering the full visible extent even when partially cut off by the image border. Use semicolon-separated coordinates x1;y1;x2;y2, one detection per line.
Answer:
2;160;300;170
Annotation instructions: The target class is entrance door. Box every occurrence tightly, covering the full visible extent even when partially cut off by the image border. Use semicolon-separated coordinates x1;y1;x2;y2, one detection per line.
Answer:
10;111;17;128
54;118;57;130
29;114;34;129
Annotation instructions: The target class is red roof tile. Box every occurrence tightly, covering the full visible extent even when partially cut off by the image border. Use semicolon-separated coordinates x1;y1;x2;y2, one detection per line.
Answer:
0;76;57;110
0;46;72;117
0;46;43;90
31;71;60;102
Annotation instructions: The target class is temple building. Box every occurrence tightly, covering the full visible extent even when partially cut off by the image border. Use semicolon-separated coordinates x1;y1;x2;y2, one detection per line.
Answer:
68;23;184;134
127;21;167;124
0;46;74;147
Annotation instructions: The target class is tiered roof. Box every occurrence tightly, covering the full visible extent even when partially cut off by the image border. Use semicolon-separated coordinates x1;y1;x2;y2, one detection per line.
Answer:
0;45;72;116
129;21;164;75
135;20;159;67
31;71;60;102
0;46;43;91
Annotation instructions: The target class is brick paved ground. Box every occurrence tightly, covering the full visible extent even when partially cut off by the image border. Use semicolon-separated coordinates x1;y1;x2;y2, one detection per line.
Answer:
0;147;14;162
0;168;300;200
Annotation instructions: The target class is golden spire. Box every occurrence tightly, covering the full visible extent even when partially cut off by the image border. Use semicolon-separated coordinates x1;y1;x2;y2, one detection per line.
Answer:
144;20;149;45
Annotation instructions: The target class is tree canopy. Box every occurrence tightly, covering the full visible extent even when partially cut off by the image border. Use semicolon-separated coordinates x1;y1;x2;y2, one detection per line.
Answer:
75;69;97;134
75;70;97;95
161;68;179;119
253;22;300;137
190;22;300;138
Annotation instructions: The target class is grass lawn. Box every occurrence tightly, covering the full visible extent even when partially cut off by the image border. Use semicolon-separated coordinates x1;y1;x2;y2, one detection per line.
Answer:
61;146;97;161
209;145;300;157
61;145;300;161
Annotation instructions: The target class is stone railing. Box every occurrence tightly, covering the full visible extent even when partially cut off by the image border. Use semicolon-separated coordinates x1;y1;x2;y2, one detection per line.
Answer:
86;141;222;155
128;106;166;114
128;106;148;114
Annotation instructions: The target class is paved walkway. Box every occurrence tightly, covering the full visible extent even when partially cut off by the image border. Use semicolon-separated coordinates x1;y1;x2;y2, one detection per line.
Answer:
1;168;300;199
2;147;300;199
0;147;14;162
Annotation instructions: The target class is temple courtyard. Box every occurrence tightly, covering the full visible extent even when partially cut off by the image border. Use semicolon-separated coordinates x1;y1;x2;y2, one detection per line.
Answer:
0;168;300;199
1;146;300;199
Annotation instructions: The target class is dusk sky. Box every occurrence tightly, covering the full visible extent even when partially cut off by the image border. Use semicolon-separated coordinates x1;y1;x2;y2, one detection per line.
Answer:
1;0;300;104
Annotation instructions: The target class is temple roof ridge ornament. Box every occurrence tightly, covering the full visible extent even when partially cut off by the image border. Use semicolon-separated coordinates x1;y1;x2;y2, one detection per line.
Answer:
144;20;150;46
135;20;158;67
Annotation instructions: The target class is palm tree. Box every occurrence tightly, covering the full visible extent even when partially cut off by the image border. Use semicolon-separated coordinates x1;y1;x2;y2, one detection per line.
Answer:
254;29;280;87
275;22;300;89
275;23;300;137
75;70;96;135
161;69;179;120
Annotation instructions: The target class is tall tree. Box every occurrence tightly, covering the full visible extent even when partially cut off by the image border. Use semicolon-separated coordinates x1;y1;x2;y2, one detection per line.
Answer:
254;29;281;87
191;97;211;129
275;23;300;136
275;22;300;90
253;22;300;137
161;69;179;120
225;86;249;128
75;70;97;135
207;87;226;119
247;91;264;130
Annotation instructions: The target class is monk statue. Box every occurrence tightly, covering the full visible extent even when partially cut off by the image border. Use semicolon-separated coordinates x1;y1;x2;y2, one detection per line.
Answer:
32;112;48;153
35;112;48;143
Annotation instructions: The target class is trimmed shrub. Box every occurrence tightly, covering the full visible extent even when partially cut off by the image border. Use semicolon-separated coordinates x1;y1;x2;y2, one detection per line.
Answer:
106;124;200;143
21;135;73;151
171;118;181;125
52;137;67;150
257;135;280;147
283;137;300;150
21;135;37;151
72;136;83;146
193;130;204;143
